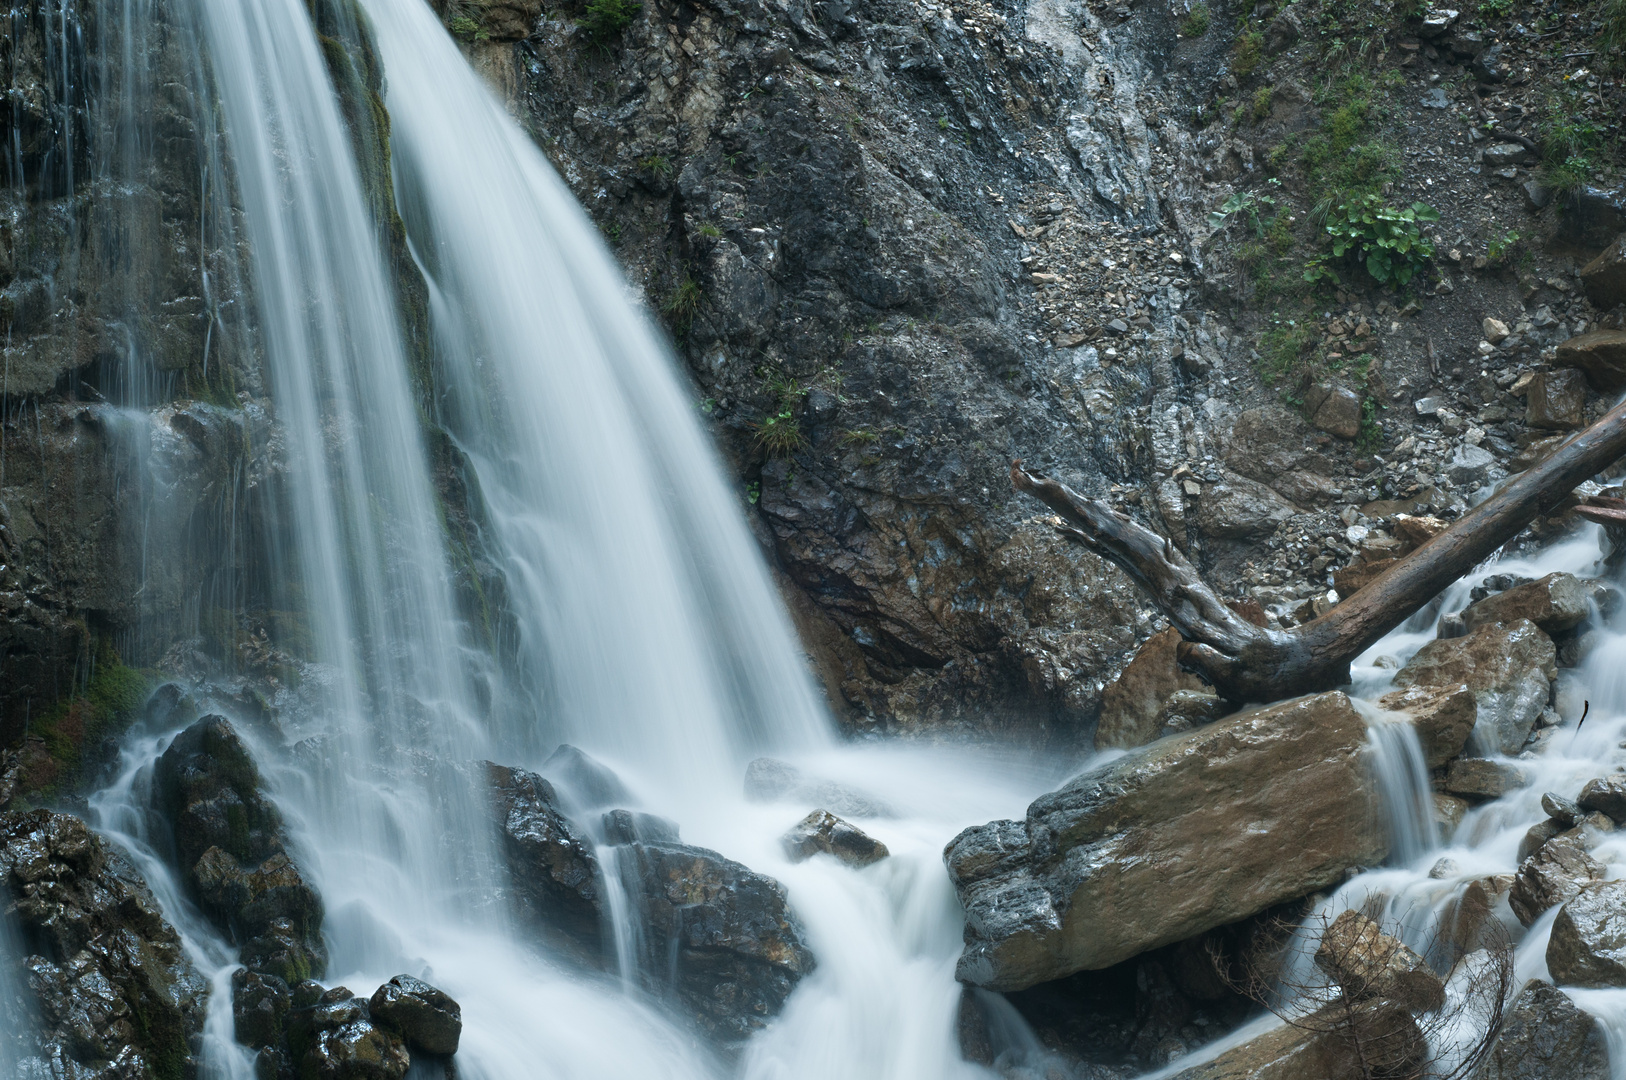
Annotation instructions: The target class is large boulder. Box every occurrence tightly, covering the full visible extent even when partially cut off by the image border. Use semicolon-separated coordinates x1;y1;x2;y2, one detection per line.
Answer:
1509;835;1603;927
1375;684;1476;769
369;974;462;1056
1557;330;1626;392
1095;628;1210;750
154;716;325;984
285;985;411;1080
1547;880;1626;987
1461;573;1590;634
1168;1000;1424;1080
1391;619;1556;755
1475;979;1608;1079
618;840;816;1043
945;692;1386;991
0;808;209;1077
485;761;604;954
1313;909;1444;1012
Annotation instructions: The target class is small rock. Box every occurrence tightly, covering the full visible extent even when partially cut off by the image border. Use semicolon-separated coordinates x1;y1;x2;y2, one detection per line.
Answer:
1420;87;1450;108
1418;8;1459;36
542;744;633;811
1509;834;1604;926
1524;179;1555;211
1434;794;1469;836
1525;369;1588;430
1394;619;1556;755
1166;999;1424;1080
485;761;604;953
1414;395;1445;416
1428;857;1460;879
1306;382;1363;440
1376;684;1475;769
1548;880;1626;987
1106;318;1131;335
233;968;292;1050
369;974;462;1056
1579;776;1626;824
1483;317;1510;344
286;987;410;1080
781;809;890;868
1447;443;1497;486
1314;909;1445;1011
1543;791;1584;827
1484;143;1534;169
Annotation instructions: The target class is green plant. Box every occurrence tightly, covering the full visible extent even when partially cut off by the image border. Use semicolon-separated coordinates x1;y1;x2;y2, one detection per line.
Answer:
746;481;761;504
1251;86;1274;121
1232;30;1265;79
1180;2;1211;36
638;154;673;179
662;276;703;333
1356;396;1385;449
839;427;880;446
1306;194;1438;287
1545;154;1595;193
1209;186;1278;237
1256;313;1316;386
697;222;722;238
1477;0;1511;15
937;115;951;130
1486;229;1521;264
580;0;640;41
1604;0;1626;68
447;14;487;40
753;374;809;457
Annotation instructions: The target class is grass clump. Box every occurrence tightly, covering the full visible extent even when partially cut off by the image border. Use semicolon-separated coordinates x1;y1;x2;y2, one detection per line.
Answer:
580;0;640;41
1181;3;1211;36
662;276;703;334
754;373;809;457
1232;30;1265;79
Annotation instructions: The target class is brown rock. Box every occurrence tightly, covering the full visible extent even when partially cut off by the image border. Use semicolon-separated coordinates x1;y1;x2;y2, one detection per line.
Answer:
1314;909;1446;1011
1509;834;1604;926
1462;572;1590;634
1548;879;1626;987
781;809;889;868
1433;794;1470;837
1333;557;1397;598
1306;382;1364;440
1579;775;1626;823
947;692;1386;990
1444;758;1529;800
1393;619;1555;755
1581;236;1626;311
1519;818;1566;863
1391;513;1448;547
1096;628;1208;750
1376;684;1476;769
1167;999;1424;1080
1557;330;1626;392
1525;369;1589;430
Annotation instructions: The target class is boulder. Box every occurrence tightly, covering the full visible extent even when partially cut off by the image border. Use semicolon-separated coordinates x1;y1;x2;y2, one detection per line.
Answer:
154;716;325;982
286;986;410;1080
1392;514;1449;547
1580;236;1626;311
1444;759;1529;800
1476;979;1609;1080
1543;791;1584;826
1313;909;1445;1011
1462;573;1589;634
1305;382;1363;440
1509;834;1604;926
620;840;816;1043
1392;619;1555;755
1195;472;1296;539
1519;818;1565;863
485;761;604;953
1096;627;1210;750
1447;443;1497;486
1578;776;1626;823
1557;330;1626;392
1547;880;1626;987
369;974;462;1056
1525;369;1589;430
0;808;209;1077
1167;999;1424;1080
1375;684;1476;769
743;757;890;818
602;808;680;845
946;692;1386;991
781;809;889;868
233;967;292;1049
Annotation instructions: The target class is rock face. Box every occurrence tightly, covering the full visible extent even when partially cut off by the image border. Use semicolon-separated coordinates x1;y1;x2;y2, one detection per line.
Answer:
946;692;1385;991
1462;573;1589;634
1375;684;1476;769
485;761;604;953
781;809;890;868
1509;834;1604;927
1547;880;1626;987
154;716;326;985
1167;1000;1424;1080
618;840;816;1043
369;974;462;1056
1392;619;1556;755
1095;628;1210;750
1557;330;1626;392
1313;909;1445;1012
1476;979;1609;1080
0;808;208;1077
285;985;411;1080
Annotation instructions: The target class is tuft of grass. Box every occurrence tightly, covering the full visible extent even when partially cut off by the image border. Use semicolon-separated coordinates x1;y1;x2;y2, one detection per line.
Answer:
1232;30;1265;79
662;276;703;334
1180;3;1211;36
638;153;674;179
580;0;640;41
754;374;810;457
1604;0;1626;68
696;222;722;238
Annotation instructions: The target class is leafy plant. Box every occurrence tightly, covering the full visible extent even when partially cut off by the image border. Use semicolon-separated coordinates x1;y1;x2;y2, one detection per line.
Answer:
1208;186;1278;237
580;0;640;41
1306;194;1438;286
1180;3;1211;36
1486;229;1521;265
1251;86;1274;121
1477;0;1511;16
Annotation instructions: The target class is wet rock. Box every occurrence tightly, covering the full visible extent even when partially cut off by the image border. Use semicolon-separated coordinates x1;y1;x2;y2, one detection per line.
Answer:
1581;236;1626;311
620;840;816;1043
1444;759;1529;800
1519;818;1566;862
946;692;1385;991
1304;382;1363;440
1578;776;1626;823
541;744;633;812
155;716;325;982
1166;998;1423;1080
1195;473;1296;540
1095;628;1209;750
781;809;889;868
1447;443;1497;486
1375;684;1476;769
233;967;292;1050
1314;909;1444;1011
0;808;208;1076
485;761;603;953
1159;689;1225;736
1434;794;1469;836
0;748;21;810
1476;979;1609;1080
1392;619;1556;755
1525;369;1589;430
602;808;680;845
1557;331;1626;392
743;758;889;818
1509;834;1604;926
286;986;410;1080
1462;573;1589;634
1543;792;1584;827
1548;880;1626;987
369;974;462;1056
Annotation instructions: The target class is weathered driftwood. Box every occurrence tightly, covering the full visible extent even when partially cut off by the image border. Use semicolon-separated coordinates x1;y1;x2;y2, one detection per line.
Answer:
1012;397;1626;703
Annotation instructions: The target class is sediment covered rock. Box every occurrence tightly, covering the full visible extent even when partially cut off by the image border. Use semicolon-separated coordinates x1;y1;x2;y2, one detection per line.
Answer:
946;692;1385;991
1392;619;1556;755
1547;880;1626;987
485;761;604;953
1475;979;1609;1080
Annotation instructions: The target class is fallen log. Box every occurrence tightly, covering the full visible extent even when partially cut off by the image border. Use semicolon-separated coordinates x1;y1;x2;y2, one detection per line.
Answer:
1012;396;1626;703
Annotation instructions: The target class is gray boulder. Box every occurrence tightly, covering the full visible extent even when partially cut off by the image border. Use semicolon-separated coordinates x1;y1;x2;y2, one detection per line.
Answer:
1510;835;1604;927
1578;776;1626;823
781;809;890;868
1475;979;1608;1079
946;691;1385;991
1548;880;1626;987
1462;573;1590;634
1447;444;1496;486
486;761;604;954
1392;619;1556;755
1195;472;1296;539
369;974;462;1056
602;808;680;845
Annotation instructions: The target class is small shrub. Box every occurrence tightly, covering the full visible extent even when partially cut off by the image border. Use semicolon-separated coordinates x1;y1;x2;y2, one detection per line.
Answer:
1478;0;1511;15
1180;3;1211;36
1306;193;1438;287
1232;30;1265;79
1251;86;1274;121
1486;230;1520;265
580;0;640;41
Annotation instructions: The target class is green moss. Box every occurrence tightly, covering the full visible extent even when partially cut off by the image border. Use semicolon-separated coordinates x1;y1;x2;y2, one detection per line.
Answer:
580;0;640;41
29;639;150;800
1180;3;1211;36
1232;30;1265;80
